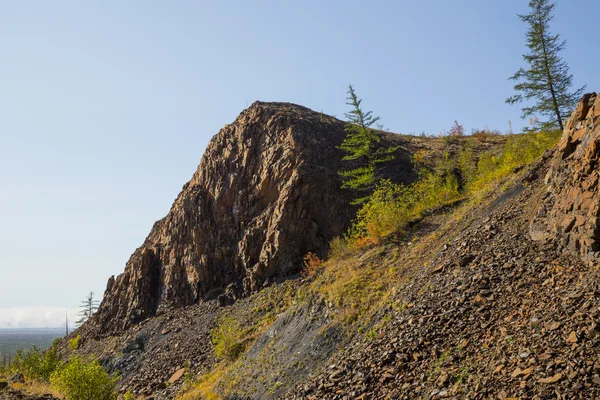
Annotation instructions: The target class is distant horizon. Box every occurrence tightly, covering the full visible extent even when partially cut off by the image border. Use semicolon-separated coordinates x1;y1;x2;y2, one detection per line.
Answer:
0;327;66;332
0;307;79;330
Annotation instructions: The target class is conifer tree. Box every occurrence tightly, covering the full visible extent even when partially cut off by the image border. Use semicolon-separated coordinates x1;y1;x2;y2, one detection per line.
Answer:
76;291;100;326
506;0;585;131
339;85;397;204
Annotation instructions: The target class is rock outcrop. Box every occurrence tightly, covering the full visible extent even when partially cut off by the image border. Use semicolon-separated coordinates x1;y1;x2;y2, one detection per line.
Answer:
91;102;415;335
530;93;600;261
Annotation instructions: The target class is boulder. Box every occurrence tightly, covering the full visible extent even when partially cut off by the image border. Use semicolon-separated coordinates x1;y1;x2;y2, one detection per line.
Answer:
530;92;600;262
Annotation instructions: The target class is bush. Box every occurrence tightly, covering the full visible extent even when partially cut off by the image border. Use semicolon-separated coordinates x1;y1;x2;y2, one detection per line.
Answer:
9;339;60;382
68;336;81;351
301;252;324;279
349;172;460;245
328;236;355;259
50;356;118;400
468;129;561;192
457;144;477;188
211;316;247;362
350;180;411;244
471;128;501;142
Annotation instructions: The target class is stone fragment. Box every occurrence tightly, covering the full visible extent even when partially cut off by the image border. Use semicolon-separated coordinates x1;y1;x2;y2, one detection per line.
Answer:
545;321;561;331
168;368;186;384
538;373;562;384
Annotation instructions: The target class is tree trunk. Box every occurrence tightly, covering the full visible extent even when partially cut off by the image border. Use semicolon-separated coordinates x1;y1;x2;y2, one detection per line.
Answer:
539;17;563;130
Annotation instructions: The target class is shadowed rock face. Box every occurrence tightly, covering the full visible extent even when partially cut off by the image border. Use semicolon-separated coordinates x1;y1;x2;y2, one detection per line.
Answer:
91;102;415;335
531;92;600;261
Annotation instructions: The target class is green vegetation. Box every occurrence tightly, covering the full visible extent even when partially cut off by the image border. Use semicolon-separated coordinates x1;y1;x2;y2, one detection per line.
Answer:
506;0;585;130
338;85;397;204
349;171;460;246
6;339;60;382
68;335;80;351
123;391;135;400
50;356;118;400
342;128;560;247
1;337;118;400
467;129;561;192
211;316;249;362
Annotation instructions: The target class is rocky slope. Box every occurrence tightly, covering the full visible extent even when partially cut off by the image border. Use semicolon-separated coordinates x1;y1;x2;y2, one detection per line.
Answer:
279;94;600;399
68;99;550;398
89;102;417;335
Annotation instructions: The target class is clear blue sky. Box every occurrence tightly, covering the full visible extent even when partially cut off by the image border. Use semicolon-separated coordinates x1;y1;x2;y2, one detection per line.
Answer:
0;1;596;327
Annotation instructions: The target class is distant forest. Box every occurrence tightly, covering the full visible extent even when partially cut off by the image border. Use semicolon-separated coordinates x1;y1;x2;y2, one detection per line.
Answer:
0;329;63;366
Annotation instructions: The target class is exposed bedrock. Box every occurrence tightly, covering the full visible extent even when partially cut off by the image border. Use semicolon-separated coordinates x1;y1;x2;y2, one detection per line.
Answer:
91;102;416;335
531;92;600;261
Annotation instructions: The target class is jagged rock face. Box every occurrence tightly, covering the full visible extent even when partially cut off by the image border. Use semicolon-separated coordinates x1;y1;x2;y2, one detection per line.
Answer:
92;102;414;334
531;92;600;261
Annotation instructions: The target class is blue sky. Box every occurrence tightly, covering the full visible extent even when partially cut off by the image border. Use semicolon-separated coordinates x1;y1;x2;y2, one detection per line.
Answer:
0;1;596;327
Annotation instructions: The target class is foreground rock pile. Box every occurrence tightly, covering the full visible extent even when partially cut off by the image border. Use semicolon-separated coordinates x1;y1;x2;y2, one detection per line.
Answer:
74;302;219;398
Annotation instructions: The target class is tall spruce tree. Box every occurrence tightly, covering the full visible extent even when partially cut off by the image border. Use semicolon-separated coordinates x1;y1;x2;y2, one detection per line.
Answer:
338;85;397;204
506;0;585;131
76;291;100;326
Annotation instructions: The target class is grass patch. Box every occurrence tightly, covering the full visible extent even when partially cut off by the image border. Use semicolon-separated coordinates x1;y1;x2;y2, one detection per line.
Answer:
181;281;298;399
344;129;561;247
211;316;250;362
177;362;231;400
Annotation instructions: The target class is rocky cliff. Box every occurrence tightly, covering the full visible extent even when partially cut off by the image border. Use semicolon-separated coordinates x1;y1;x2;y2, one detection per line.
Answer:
91;102;415;335
531;92;600;260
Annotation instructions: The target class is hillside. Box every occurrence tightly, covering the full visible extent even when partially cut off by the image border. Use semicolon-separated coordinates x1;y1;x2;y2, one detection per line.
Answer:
26;93;593;399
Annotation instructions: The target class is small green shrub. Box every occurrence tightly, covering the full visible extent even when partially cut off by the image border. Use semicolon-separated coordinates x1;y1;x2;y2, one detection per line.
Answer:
349;171;460;245
457;144;477;188
68;335;81;351
328;236;355;259
9;339;60;382
123;391;135;400
211;316;247;361
50;356;118;400
350;180;410;244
